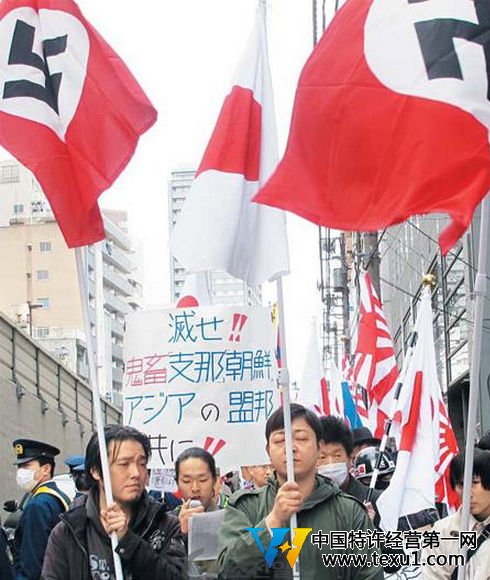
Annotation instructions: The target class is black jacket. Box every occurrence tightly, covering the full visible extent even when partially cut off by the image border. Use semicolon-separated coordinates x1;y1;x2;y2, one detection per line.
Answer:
41;492;187;580
0;527;14;580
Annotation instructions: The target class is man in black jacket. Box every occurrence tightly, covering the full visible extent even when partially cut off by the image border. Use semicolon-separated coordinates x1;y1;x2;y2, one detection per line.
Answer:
41;425;187;580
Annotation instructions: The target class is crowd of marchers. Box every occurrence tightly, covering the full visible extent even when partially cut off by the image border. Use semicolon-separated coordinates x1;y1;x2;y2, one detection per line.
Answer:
1;404;490;580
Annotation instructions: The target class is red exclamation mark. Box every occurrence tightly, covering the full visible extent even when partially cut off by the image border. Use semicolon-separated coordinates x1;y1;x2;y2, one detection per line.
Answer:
234;314;248;342
229;313;241;341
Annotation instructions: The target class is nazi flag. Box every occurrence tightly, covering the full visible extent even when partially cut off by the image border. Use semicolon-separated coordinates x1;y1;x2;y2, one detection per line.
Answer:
0;0;157;248
254;0;490;255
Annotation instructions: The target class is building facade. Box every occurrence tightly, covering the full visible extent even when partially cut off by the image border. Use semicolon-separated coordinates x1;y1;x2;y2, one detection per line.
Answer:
168;168;260;305
379;212;489;444
0;160;142;404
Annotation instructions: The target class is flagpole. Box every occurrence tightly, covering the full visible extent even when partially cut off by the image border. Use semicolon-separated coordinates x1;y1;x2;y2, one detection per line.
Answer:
75;248;124;580
457;195;490;580
276;276;300;579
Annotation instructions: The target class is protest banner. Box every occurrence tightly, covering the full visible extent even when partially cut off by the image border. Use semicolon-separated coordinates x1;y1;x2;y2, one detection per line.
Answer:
123;305;280;471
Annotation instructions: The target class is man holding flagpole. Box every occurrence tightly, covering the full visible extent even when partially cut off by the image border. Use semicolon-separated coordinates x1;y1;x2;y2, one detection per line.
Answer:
217;404;382;580
42;425;187;580
421;449;490;579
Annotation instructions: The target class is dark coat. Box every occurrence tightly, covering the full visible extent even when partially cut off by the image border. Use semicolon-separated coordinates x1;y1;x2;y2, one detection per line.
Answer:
14;481;70;580
343;476;381;506
1;527;14;580
41;491;187;580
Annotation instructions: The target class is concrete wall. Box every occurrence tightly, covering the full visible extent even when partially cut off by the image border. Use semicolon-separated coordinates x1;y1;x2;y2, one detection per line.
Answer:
0;312;121;510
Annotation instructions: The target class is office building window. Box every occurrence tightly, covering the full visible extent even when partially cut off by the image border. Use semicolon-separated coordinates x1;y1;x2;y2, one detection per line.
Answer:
36;270;49;281
37;297;50;309
0;164;20;183
37;327;49;338
40;241;52;252
13;204;24;214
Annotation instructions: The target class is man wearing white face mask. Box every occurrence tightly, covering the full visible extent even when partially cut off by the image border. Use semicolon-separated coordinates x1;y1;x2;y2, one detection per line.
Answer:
318;417;382;514
11;439;70;580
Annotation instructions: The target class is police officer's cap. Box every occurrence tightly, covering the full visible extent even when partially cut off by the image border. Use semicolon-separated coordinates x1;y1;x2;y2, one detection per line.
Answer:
64;454;85;470
12;438;61;465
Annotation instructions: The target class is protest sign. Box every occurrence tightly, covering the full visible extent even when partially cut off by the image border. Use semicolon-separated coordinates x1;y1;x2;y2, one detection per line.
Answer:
149;468;178;493
123;305;279;471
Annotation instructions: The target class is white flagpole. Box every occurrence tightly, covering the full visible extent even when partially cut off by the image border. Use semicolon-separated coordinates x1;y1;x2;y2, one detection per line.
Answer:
75;248;124;580
457;195;490;580
276;276;300;579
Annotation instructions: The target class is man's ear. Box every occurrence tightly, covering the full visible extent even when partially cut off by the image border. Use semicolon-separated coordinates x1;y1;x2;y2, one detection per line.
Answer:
40;463;52;479
91;467;102;483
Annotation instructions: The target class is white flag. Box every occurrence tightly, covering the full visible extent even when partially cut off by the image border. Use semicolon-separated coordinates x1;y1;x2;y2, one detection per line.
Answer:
377;288;441;531
326;357;345;419
171;3;289;286
297;320;326;414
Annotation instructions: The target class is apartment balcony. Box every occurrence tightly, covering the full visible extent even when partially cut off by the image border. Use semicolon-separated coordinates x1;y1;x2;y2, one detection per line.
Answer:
104;292;131;315
112;343;124;362
102;242;133;274
112;366;124;388
110;318;125;338
103;219;131;251
103;265;133;297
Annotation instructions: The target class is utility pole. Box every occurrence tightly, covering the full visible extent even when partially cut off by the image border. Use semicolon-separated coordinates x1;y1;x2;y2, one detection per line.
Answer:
337;232;351;358
362;231;381;298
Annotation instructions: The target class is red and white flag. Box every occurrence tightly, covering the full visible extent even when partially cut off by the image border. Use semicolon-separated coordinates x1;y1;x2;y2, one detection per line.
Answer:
351;384;369;425
435;398;460;513
0;0;157;248
377;287;458;530
171;3;289;287
254;0;490;254
352;272;398;437
176;272;212;308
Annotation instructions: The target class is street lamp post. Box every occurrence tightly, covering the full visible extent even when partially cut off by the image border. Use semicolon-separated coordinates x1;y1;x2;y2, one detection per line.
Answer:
27;301;43;337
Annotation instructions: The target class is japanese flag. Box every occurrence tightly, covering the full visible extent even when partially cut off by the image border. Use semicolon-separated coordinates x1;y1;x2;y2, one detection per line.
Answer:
171;3;289;287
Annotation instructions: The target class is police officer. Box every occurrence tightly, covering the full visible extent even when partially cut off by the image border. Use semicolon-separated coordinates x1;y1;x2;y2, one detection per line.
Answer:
12;439;71;580
64;455;89;498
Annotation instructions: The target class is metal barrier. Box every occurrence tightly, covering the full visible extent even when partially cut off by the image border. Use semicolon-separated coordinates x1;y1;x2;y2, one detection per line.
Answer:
0;312;121;428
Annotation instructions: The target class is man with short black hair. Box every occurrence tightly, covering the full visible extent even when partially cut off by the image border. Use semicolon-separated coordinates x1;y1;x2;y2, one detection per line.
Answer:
11;438;70;580
218;404;382;579
478;430;490;451
42;425;187;579
319;417;382;508
422;449;490;579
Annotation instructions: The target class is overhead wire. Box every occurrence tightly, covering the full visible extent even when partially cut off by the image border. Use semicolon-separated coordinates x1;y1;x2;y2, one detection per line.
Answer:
379;275;490;332
406;219;490;282
402;219;490;306
382;229;429;279
363;228;387;271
